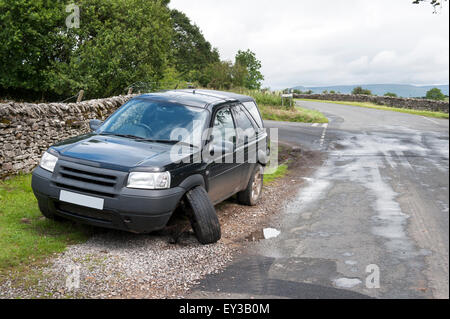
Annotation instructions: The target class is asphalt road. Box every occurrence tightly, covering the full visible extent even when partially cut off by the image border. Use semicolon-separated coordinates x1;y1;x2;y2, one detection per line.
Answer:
190;100;449;299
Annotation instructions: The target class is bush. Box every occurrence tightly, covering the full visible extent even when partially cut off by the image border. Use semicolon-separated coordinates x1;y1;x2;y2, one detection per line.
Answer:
352;86;372;95
384;92;398;97
425;88;446;101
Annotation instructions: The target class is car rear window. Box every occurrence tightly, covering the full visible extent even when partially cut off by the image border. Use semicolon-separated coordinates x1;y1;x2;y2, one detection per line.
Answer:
242;101;263;128
234;105;257;144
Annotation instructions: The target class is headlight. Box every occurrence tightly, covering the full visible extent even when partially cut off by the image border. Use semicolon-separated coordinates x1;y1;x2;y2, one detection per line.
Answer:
127;172;171;190
40;151;58;172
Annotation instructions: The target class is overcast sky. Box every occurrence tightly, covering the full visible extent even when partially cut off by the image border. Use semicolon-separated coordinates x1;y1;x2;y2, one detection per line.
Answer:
169;0;449;89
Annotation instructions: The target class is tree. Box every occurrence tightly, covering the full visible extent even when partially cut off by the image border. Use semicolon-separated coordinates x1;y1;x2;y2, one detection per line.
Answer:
202;61;234;90
53;0;174;99
0;0;67;100
384;92;398;97
425;88;446;100
235;49;264;90
1;0;174;100
170;9;219;78
231;62;248;88
352;86;372;95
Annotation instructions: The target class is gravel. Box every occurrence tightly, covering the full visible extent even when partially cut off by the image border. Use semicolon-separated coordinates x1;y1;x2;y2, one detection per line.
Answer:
0;231;235;299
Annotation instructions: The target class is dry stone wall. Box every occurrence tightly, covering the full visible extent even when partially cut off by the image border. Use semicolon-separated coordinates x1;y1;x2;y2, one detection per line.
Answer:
294;93;449;113
0;95;136;178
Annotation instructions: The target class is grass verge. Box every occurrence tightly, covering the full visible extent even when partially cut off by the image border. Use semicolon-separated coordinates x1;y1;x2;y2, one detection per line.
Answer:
263;164;288;185
227;88;329;123
297;98;449;119
0;174;93;275
260;104;328;123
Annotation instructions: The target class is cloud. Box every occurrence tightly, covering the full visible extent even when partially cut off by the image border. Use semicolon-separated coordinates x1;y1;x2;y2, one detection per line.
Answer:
169;0;449;89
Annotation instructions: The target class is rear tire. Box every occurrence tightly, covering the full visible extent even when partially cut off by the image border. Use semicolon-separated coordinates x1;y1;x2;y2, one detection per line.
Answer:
185;186;221;245
237;164;264;206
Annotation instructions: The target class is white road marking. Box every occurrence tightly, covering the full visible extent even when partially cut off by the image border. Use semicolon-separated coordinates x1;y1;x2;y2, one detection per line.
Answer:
319;123;329;148
421;116;439;125
312;123;319;127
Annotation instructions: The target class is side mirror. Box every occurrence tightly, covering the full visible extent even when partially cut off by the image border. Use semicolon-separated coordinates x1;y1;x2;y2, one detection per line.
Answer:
89;119;103;131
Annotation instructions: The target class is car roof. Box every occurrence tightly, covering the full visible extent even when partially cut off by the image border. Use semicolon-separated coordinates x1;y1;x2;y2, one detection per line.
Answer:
136;89;255;109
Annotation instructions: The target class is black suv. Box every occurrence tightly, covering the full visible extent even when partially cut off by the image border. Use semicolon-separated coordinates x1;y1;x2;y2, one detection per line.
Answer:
31;90;269;244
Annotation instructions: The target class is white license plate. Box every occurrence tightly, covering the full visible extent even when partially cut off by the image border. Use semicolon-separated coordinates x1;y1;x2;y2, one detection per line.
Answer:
59;190;104;210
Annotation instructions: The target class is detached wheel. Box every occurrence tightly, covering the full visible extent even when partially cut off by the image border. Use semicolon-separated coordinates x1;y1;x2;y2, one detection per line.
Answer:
237;164;264;206
185;186;221;245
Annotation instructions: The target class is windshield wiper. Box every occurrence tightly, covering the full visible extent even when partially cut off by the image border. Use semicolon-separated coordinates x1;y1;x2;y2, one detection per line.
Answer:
99;132;144;140
99;133;198;148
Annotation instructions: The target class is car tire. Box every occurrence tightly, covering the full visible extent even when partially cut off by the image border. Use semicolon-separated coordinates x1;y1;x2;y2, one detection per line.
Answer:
237;164;264;206
38;200;63;221
185;186;221;245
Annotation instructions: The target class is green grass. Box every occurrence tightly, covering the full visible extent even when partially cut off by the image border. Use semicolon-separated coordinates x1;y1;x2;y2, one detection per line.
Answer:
232;88;285;107
0;174;92;274
224;88;329;123
263;164;288;185
259;104;328;123
233;89;328;123
297;98;449;119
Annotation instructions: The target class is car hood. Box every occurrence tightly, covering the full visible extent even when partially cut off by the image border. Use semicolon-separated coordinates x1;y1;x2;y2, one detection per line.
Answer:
51;134;193;171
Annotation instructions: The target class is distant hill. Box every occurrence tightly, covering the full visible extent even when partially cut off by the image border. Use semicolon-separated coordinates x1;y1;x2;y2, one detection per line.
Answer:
291;84;449;98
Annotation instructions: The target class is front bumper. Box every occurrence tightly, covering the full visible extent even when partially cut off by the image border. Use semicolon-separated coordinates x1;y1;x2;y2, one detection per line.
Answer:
31;166;185;233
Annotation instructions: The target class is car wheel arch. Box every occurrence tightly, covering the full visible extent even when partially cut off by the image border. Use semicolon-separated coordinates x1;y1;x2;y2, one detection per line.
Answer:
178;174;207;193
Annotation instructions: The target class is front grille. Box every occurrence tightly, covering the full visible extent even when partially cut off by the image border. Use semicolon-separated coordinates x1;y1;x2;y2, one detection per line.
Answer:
56;202;114;223
60;166;117;186
54;161;124;198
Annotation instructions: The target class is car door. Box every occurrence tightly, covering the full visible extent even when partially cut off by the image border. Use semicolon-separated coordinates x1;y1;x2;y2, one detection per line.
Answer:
232;104;259;189
206;106;242;204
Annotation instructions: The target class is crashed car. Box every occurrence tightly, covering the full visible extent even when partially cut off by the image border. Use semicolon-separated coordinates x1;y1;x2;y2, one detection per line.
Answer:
31;89;269;244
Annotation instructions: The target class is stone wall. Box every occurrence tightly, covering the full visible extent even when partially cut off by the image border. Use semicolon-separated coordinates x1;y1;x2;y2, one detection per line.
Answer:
0;95;136;178
294;93;449;113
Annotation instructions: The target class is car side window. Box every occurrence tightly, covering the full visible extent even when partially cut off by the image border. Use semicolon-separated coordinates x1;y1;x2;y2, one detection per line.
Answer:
234;105;256;145
212;107;236;146
242;101;263;128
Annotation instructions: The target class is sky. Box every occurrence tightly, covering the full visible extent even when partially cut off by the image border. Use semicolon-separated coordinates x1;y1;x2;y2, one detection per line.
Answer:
169;0;449;89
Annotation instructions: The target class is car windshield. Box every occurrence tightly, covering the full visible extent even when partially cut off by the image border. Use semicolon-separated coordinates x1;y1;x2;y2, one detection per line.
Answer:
98;99;208;147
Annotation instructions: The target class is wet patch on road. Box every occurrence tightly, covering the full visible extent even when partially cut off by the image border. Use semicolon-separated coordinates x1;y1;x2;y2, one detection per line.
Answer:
190;255;370;299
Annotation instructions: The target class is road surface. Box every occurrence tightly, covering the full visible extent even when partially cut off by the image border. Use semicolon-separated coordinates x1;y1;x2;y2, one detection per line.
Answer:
190;100;449;299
